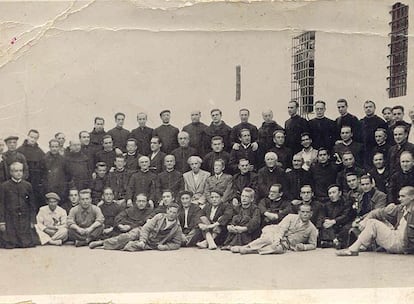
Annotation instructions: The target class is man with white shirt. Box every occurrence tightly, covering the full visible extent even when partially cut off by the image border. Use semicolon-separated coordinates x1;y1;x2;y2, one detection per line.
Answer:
35;192;68;246
337;186;414;256
294;132;317;171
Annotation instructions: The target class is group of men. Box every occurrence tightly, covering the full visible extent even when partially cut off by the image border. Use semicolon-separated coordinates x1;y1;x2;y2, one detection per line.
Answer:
0;98;414;257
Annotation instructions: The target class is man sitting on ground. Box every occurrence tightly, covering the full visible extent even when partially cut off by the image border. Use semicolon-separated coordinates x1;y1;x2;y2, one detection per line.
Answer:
231;204;317;255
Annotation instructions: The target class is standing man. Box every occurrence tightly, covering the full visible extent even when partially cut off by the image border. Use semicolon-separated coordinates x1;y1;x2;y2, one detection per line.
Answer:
2;136;28;180
130;112;153;156
257;109;284;160
230;108;258;151
203;109;233;153
269;130;293;170
54;132;67;156
149;136;166;174
229;128;260;172
309;100;336;152
360;100;388;168
284;101;310;154
107;112;130;153
153;110;179;154
0;162;37;248
42;139;66;202
67;189;104;247
90;117;107;148
79;130;97;170
202;136;231;175
17;129;45;210
64;139;91;191
95;135;119;170
388;125;414;175
182;110;208;156
335;99;362;142
333;126;363;167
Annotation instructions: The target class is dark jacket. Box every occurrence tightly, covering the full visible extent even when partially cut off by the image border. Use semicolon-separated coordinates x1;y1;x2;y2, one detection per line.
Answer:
153;124;180;154
203;121;233;153
285;114;310;154
130;126;153;156
64;151;91;190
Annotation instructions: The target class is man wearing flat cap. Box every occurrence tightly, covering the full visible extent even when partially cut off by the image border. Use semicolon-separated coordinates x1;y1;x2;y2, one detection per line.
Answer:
2;136;28;181
153;110;179;154
35;192;68;246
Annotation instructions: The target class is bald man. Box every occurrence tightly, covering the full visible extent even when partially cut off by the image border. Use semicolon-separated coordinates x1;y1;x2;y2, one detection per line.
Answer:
257;152;288;201
182;110;208;156
258;109;284;161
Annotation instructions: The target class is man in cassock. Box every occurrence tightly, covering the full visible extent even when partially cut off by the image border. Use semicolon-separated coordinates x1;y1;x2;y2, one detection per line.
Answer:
35;192;68;246
309;101;336;153
229;128;259;172
284;101;310;154
98;187;125;239
231;204;317;255
156;155;184;202
107;112;130;153
153;110;179;154
95;135;120;170
202;136;231;175
258;184;291;227
124;138;142;171
286;155;313;199
64;139;91;191
42;139;66;203
333;126;363;167
182;110;208;156
221;187;261;250
130;112;153;156
0;162;38;248
105;155;133;204
126;156;157;208
2;136;28;180
257;152;288;201
171;131;198;173
79;130;98;170
257;109;284;160
335;99;362;143
17;129;45;210
89;117;107;149
89;193;153;250
268;130;293;170
388;151;414;203
203;109;233;153
388;125;414;175
67;189;104;247
231;158;258;206
230;109;259;151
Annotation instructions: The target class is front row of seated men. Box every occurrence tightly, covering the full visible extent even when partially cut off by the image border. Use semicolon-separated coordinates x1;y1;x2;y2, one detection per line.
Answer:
1;161;413;257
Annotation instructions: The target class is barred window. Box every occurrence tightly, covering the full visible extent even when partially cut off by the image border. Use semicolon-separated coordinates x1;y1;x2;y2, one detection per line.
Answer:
387;2;409;98
291;31;315;116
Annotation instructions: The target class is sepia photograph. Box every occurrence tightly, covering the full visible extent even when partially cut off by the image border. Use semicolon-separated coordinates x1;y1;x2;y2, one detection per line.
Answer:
0;0;413;303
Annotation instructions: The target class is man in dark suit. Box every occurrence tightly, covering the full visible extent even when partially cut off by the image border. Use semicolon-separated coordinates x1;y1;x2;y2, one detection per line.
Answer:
130;112;153;156
178;190;202;247
149;137;166;174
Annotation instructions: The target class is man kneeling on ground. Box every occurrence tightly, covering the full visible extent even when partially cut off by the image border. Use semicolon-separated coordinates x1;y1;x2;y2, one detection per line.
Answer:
337;186;414;256
231;204;318;254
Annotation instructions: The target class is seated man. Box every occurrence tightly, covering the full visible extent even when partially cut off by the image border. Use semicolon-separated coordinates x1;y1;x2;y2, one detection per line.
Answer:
91;162;108;204
151;189;175;216
337;186;414;256
35;192;68;246
319;184;353;249
231;204;317;255
66;188;80;213
221;187;261;250
197;190;234;250
345;175;387;247
98;187;125;238
178;191;202;246
67;189;105;247
258;184;291;227
231;158;258;207
123;203;183;251
204;159;233;205
89;193;153;250
183;156;211;208
156;155;184;202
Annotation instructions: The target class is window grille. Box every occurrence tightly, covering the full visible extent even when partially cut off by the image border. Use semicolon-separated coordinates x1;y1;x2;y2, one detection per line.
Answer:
387;2;409;98
236;65;241;101
291;31;315;116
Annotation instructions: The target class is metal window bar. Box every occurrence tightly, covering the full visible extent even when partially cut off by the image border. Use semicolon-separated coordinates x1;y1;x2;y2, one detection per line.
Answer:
388;2;409;98
291;31;315;116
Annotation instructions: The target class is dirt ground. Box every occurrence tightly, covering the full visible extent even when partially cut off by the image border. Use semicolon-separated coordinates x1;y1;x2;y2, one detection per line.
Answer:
1;245;413;301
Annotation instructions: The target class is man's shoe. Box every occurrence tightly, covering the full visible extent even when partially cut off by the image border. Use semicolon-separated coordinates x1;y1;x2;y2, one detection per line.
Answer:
89;241;103;249
196;240;208;249
220;245;231;251
230;246;242;253
49;240;62;246
320;241;333;248
75;240;87;247
336;249;359;256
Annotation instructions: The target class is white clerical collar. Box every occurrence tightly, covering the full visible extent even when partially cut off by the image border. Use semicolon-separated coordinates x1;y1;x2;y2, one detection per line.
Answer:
11;177;22;183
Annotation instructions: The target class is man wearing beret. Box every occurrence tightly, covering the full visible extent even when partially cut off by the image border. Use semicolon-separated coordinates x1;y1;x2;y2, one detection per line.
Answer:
153;110;179;154
35;192;68;246
2;136;28;181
